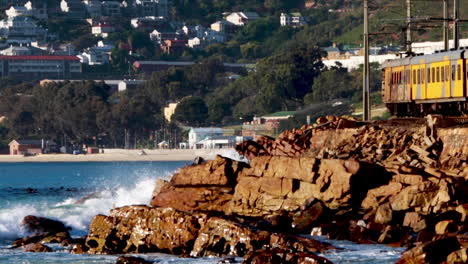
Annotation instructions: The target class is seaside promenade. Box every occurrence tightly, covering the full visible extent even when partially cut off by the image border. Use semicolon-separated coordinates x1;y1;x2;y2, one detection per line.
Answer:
0;148;237;162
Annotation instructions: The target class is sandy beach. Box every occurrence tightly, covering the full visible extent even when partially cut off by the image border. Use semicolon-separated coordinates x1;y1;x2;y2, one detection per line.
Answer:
0;148;237;162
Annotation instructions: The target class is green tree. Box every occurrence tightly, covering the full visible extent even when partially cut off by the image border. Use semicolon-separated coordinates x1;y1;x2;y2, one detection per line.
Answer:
172;96;208;126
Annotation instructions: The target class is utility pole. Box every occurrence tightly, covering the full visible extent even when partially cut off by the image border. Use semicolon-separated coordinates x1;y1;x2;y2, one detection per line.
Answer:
406;0;412;53
443;0;449;50
363;0;371;121
453;0;459;49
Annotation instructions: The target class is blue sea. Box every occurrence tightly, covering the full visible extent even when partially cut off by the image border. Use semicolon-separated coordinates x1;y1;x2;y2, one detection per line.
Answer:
0;162;403;263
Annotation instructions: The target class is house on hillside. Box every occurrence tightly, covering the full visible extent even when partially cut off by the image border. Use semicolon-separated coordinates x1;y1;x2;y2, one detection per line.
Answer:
9;139;57;155
92;23;115;38
60;0;87;18
280;12;306;27
160;39;187;55
225;12;260;26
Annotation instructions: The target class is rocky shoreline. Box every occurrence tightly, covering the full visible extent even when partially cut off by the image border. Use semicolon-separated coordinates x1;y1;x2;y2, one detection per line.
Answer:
11;116;468;263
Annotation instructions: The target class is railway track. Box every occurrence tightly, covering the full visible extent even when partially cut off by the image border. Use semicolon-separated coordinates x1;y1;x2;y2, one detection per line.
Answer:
375;115;468;128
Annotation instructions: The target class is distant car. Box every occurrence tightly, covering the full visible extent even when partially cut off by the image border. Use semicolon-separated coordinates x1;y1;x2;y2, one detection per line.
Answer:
72;150;84;155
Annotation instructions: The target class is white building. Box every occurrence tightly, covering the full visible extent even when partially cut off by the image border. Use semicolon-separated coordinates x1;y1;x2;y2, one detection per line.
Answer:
134;0;168;18
0;46;46;56
225;12;260;26
188;128;223;149
280;12;306;27
6;1;48;20
188;37;201;48
60;0;86;17
78;49;110;65
131;16;165;28
411;39;468;54
0;16;47;43
323;54;398;71
92;23;115;38
118;79;145;92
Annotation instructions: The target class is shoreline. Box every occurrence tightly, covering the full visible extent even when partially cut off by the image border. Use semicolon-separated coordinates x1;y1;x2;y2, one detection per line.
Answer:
0;149;236;163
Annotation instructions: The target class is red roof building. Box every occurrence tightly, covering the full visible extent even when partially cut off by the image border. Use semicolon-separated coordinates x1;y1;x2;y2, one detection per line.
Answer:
0;55;82;78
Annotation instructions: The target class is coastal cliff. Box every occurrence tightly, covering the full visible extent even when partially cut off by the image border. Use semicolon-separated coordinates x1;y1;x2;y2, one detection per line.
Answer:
79;116;468;263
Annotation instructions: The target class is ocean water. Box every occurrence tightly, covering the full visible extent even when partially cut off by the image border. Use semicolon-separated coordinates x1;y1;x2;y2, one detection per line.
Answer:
0;162;403;263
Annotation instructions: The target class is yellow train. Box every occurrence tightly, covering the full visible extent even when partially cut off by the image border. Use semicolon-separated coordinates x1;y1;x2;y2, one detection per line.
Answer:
382;50;468;116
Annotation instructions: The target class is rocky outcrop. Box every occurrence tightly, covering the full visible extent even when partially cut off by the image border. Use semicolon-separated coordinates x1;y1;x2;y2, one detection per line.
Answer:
151;156;246;213
228;157;390;216
85;205;333;263
82;115;468;263
85;206;206;255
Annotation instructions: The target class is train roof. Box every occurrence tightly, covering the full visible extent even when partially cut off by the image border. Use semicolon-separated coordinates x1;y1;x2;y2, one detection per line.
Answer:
382;49;465;68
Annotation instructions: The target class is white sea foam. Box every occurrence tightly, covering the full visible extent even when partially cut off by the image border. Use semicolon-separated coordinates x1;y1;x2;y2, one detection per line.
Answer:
0;205;38;239
0;176;158;239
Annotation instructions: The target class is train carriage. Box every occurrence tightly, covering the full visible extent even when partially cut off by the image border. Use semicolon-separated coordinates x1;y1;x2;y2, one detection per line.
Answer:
382;50;468;116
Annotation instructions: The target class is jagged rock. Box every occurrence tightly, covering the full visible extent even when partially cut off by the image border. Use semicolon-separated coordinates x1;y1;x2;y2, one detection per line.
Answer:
242;248;333;264
115;256;153;264
229;157;390;216
151;156;245;213
24;243;52;253
22;215;70;234
41;231;71;244
85;206;208;255
362;182;403;209
374;203;393;224
190;217;335;258
397;236;464;264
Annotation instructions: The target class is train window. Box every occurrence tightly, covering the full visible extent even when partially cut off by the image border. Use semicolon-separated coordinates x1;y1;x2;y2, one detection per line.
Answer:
413;70;416;84
422;68;425;83
417;69;420;84
445;66;449;81
432;67;435;83
407;70;410;84
427;68;431;83
452;65;456;81
441;67;445;82
436;67;440;82
458;65;461;80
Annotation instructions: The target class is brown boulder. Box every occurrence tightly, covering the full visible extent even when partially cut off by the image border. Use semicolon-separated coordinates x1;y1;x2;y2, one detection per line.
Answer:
171;156;245;187
190;217;335;258
24;243;52;253
151;185;233;213
85;206;207;255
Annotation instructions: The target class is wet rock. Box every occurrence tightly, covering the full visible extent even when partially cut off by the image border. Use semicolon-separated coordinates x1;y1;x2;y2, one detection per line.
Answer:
22;215;70;234
397;236;463;264
115;256;153;264
24;243;52;253
41;231;71;244
190;217;335;258
12;234;46;248
242;248;333;264
85;206;207;255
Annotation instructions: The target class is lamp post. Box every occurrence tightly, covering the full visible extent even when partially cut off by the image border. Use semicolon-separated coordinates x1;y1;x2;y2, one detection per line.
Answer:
363;0;371;121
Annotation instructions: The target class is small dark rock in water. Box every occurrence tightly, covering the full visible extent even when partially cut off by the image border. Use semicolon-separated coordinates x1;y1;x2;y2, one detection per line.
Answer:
217;256;237;263
192;156;205;165
25;188;38;193
22;215;70;234
24;243;52;253
115;256;153;264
